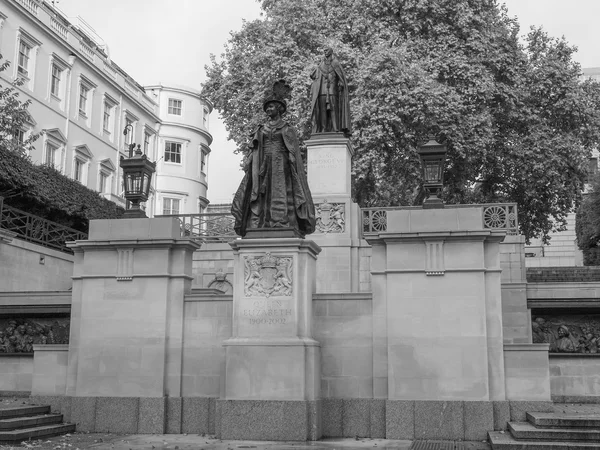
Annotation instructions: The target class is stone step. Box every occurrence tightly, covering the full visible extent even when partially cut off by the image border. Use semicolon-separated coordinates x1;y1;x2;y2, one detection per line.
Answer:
527;411;600;428
509;422;600;441
0;413;63;430
488;431;600;449
0;405;50;419
0;423;76;443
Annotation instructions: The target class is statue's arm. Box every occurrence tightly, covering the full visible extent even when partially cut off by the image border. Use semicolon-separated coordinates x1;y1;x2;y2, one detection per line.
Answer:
310;66;318;80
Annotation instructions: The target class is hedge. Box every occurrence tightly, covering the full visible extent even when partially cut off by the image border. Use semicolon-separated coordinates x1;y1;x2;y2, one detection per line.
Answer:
0;144;124;232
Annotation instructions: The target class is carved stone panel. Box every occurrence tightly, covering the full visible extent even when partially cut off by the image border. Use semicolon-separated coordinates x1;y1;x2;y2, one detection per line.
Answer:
315;199;345;234
0;318;70;353
208;269;233;294
244;253;293;297
532;314;600;354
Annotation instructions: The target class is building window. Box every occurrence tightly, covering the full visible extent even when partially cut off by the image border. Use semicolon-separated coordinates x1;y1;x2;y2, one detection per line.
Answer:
18;41;31;77
103;103;111;132
144;132;151;154
74;159;84;182
163;198;180;215
50;64;61;97
164;142;182;163
203;107;209;128
168;99;182;116
99;172;109;193
79;85;89;115
200;150;207;174
13;128;25;146
45;142;58;167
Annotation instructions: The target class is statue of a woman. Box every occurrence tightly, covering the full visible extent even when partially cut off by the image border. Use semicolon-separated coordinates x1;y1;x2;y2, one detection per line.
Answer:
231;80;316;237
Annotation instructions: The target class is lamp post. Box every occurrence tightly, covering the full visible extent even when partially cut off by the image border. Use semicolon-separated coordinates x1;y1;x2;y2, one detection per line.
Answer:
120;126;156;218
417;137;447;209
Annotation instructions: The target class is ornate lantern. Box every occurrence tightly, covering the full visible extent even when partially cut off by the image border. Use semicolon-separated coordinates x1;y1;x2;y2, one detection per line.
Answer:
417;137;447;209
120;126;156;218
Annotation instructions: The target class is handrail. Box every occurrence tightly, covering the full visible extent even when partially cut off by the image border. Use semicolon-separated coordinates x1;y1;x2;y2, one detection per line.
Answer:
0;197;88;253
156;212;236;243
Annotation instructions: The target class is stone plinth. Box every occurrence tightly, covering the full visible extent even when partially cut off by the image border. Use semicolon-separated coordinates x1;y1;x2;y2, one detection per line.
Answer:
306;133;369;293
366;207;507;401
66;218;200;398
219;237;322;440
504;344;551;400
32;344;69;396
306;133;353;198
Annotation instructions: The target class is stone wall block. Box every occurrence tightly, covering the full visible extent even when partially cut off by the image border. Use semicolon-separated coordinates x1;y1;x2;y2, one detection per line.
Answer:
138;397;166;434
385;400;414;440
95;397;139;433
464;401;494;441
414;401;464;440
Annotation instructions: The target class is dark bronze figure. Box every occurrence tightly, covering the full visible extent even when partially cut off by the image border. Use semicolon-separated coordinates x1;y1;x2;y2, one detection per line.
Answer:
231;80;316;237
310;47;351;135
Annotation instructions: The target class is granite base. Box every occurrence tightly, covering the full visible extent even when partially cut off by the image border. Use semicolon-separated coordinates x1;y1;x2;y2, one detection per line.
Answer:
217;399;321;441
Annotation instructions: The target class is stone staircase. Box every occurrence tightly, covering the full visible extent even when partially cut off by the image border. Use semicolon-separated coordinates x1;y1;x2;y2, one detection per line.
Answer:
488;404;600;449
0;404;75;444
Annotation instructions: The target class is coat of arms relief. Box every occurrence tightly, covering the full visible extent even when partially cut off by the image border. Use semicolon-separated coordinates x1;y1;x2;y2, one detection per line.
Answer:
315;199;345;234
244;253;293;297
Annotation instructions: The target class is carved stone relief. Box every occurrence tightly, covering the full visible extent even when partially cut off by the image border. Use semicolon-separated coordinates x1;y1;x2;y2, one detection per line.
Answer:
316;199;345;234
532;314;600;354
0;318;70;353
208;269;233;294
244;253;293;297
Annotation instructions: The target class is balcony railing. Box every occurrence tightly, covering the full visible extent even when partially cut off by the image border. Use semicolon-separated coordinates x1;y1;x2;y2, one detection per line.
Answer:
0;198;87;253
362;203;519;236
157;212;237;243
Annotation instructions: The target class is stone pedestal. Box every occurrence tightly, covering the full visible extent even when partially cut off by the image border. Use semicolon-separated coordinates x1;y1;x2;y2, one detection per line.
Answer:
65;218;200;399
219;238;322;441
366;207;507;401
306;134;368;293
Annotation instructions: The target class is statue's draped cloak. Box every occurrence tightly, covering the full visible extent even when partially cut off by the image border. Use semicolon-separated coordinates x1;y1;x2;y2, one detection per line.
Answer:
232;121;315;236
310;57;351;134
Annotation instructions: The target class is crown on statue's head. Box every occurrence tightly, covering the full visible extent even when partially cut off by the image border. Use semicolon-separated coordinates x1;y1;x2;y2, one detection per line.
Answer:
263;79;291;114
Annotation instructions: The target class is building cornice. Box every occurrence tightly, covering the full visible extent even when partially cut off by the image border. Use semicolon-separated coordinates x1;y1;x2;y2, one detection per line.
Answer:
6;0;161;122
160;121;213;145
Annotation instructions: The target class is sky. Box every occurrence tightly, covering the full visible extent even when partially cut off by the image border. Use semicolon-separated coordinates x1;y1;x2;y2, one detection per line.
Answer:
53;0;600;204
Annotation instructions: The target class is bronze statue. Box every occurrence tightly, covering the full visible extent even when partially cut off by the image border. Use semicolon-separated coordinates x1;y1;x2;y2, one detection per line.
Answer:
231;80;316;237
310;47;351;135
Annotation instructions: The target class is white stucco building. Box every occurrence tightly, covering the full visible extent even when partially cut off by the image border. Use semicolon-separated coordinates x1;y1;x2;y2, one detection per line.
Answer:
145;84;213;215
0;0;212;217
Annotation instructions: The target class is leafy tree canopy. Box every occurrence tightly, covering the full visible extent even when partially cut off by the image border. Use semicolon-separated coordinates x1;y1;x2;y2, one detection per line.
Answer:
203;0;600;242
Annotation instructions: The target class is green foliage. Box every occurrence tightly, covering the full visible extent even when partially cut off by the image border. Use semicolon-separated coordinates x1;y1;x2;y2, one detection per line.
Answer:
0;55;39;155
0;144;124;232
203;0;600;243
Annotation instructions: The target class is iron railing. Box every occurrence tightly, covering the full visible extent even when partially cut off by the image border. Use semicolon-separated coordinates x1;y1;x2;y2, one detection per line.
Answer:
157;212;237;243
362;203;519;236
0;198;87;253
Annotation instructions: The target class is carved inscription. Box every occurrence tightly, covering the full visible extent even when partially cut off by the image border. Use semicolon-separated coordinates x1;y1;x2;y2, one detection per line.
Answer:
244;253;292;297
308;152;344;170
243;300;293;325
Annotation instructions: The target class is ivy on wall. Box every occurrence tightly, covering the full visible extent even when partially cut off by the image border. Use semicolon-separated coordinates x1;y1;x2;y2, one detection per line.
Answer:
0;144;124;232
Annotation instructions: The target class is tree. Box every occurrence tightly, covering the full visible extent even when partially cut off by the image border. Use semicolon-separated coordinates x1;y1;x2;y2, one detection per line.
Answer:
202;0;600;242
0;55;39;155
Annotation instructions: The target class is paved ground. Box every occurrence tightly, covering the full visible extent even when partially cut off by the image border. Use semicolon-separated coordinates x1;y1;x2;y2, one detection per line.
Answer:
0;435;492;450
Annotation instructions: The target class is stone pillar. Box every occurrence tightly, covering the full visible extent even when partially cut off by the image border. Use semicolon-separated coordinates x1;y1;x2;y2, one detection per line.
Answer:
65;218;200;398
219;237;322;441
306;134;365;293
366;207;507;401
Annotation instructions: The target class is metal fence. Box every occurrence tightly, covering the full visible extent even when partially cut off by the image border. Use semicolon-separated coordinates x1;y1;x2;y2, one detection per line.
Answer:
0;197;88;253
157;212;237;243
362;203;519;236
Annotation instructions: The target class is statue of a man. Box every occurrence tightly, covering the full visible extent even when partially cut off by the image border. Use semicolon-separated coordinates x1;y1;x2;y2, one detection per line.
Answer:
310;47;351;135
